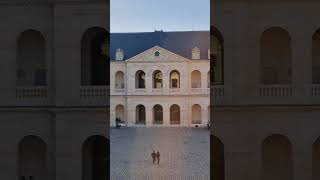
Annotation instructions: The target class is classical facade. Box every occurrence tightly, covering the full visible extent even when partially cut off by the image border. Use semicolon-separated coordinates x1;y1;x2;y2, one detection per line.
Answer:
0;1;109;180
211;1;320;180
110;31;210;127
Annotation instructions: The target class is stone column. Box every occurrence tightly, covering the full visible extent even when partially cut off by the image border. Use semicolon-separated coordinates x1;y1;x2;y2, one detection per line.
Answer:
145;105;153;126
163;105;170;126
291;32;311;101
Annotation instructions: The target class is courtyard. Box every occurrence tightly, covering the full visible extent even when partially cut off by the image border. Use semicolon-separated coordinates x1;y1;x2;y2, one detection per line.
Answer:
110;127;210;180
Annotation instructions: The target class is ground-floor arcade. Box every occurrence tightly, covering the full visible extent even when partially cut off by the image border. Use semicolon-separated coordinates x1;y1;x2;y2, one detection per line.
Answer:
210;106;320;180
0;108;109;180
110;96;210;127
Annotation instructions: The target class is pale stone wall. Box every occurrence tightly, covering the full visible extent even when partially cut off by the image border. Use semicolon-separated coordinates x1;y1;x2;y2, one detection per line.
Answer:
110;46;210;127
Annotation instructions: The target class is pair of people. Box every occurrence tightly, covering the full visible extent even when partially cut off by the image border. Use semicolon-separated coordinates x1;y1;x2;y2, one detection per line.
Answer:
151;150;160;164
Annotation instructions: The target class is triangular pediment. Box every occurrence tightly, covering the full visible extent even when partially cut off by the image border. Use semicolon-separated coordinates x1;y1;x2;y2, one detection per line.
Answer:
126;46;190;62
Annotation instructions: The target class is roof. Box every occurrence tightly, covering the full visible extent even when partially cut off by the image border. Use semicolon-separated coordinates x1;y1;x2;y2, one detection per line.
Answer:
110;31;210;60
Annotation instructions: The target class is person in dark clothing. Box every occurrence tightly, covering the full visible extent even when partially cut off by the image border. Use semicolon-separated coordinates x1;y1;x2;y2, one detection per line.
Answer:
151;150;156;164
156;151;160;164
29;176;33;180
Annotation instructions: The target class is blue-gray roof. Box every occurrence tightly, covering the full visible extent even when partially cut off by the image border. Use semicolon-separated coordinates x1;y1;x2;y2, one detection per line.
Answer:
110;31;210;60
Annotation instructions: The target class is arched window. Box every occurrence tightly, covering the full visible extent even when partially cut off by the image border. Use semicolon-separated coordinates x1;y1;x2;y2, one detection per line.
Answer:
192;46;200;59
170;104;180;124
260;27;292;84
115;104;125;123
153;70;163;88
115;48;124;61
135;70;145;89
262;134;293;180
115;71;124;89
17;29;46;86
153;104;163;124
81;27;108;86
191;70;201;88
312;29;320;84
18;135;47;180
170;70;180;88
211;27;224;85
136;104;146;124
82;135;109;180
192;104;202;124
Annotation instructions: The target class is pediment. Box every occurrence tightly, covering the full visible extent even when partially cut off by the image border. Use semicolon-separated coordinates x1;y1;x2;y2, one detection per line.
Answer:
126;46;190;63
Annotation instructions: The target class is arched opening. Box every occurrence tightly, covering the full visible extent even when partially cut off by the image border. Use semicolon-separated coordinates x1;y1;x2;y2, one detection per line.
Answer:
192;104;202;124
153;104;163;124
312;29;320;84
82;135;109;180
261;134;293;180
115;71;125;89
211;135;225;180
153;70;163;88
170;70;180;88
17;29;46;86
136;104;146;124
191;70;201;88
260;27;292;84
115;104;125;123
170;104;180;124
313;137;320;180
211;26;224;85
81;27;108;86
18;135;47;180
135;70;145;89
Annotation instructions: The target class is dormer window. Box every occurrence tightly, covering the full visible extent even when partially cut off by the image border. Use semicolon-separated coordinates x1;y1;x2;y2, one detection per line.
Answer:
192;47;200;60
115;48;124;60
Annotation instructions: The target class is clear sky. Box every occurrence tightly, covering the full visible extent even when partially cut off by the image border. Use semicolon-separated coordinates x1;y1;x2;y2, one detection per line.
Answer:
111;0;210;33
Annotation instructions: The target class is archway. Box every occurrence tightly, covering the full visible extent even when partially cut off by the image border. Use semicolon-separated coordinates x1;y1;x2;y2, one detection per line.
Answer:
136;104;146;124
261;134;293;180
82;135;109;180
153;70;163;88
192;104;202;124
115;104;125;123
153;104;163;124
81;27;108;86
313;137;320;180
211;135;225;180
18;135;47;180
135;70;145;89
260;27;292;84
170;70;180;88
17;29;46;86
115;71;125;89
211;26;224;85
312;29;320;84
170;104;180;124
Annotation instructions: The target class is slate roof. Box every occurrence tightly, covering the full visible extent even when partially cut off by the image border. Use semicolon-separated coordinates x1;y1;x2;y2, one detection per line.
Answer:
110;31;210;60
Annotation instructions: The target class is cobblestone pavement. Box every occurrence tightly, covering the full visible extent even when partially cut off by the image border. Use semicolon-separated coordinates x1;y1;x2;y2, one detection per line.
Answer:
111;127;210;180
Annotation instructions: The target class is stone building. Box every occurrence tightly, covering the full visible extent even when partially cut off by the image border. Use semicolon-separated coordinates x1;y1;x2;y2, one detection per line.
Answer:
110;31;210;127
211;1;320;180
0;1;109;180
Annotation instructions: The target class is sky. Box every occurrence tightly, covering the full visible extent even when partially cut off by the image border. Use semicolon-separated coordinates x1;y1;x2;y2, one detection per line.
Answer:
111;0;210;33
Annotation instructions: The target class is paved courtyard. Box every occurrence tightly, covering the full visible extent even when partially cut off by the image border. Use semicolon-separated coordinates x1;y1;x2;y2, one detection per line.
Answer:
110;127;210;180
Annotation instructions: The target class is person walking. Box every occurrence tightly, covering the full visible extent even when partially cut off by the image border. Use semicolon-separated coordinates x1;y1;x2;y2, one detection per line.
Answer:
156;151;160;164
151;150;156;164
